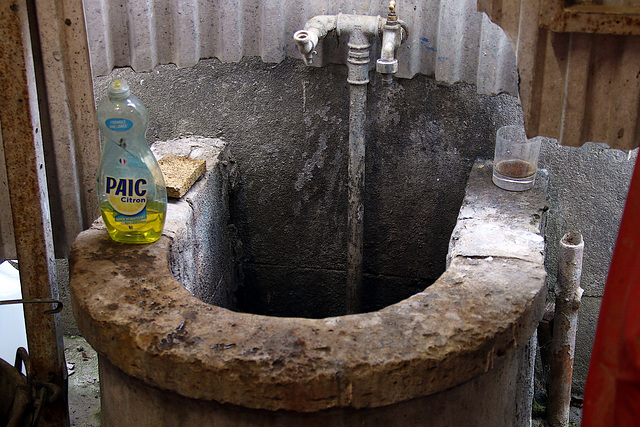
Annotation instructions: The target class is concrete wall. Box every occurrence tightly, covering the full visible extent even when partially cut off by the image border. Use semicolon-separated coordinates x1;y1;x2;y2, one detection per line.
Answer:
98;343;533;427
56;56;636;399
91;57;521;318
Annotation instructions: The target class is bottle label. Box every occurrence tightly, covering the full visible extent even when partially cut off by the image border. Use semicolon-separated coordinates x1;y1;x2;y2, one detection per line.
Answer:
106;118;134;132
114;209;147;224
105;175;148;217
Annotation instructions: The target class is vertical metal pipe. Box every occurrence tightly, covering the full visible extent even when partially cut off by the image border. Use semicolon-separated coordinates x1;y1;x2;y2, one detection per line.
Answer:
346;31;370;314
0;1;68;425
548;231;584;427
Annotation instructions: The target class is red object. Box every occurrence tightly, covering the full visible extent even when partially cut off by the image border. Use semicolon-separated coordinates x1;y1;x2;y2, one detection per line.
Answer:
582;154;640;427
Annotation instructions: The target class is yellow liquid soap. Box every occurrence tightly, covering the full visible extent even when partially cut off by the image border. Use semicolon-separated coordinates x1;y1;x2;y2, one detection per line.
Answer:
100;202;166;244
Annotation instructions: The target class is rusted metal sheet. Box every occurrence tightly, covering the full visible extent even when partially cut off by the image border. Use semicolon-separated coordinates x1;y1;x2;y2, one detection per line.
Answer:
479;0;640;149
0;128;16;261
0;0;100;262
0;0;68;425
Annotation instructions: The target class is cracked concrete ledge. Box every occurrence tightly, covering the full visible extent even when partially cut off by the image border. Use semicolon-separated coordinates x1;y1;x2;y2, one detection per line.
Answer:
69;154;548;417
448;159;548;267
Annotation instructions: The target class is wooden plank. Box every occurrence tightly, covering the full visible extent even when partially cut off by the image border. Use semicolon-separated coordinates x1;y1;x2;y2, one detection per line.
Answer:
607;34;640;149
559;33;591;146
540;1;640;35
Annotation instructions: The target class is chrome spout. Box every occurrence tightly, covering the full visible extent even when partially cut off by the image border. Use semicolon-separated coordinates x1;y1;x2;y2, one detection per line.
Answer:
293;15;338;65
376;1;406;86
293;29;319;65
376;26;400;85
376;0;407;86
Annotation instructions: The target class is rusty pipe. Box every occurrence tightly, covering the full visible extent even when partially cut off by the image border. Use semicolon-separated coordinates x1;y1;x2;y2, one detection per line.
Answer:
548;231;584;426
345;30;370;314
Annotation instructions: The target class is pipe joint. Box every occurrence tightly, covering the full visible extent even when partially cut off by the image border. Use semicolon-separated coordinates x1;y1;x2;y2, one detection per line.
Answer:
293;6;407;86
347;31;371;85
335;14;384;38
294;14;384;66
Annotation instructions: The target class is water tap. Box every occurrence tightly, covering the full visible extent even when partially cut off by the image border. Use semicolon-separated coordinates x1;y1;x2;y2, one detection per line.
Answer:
293;15;340;66
293;4;406;84
376;1;407;86
293;28;320;65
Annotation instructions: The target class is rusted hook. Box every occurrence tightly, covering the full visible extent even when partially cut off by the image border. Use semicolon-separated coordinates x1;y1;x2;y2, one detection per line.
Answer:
0;298;63;314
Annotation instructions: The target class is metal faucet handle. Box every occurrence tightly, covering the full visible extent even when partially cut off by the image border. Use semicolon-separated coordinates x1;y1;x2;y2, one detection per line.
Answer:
387;0;397;21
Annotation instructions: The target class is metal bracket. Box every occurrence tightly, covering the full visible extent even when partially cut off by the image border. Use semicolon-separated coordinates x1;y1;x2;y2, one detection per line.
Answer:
0;298;63;315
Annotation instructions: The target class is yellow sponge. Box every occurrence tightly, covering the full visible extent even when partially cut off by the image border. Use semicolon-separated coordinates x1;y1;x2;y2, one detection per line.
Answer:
158;154;206;199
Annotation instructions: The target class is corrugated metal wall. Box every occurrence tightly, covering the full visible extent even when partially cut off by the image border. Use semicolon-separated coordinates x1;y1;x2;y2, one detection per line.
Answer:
84;0;640;148
82;0;519;96
6;0;638;261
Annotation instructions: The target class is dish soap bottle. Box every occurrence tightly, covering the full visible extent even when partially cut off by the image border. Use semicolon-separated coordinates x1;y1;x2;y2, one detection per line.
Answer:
96;79;167;243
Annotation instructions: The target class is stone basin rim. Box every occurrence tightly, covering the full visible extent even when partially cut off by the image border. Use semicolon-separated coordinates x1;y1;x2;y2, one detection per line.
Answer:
70;221;546;412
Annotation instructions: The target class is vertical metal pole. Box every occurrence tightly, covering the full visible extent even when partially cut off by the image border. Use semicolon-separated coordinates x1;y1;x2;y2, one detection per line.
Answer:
548;232;584;427
0;1;68;425
346;31;370;314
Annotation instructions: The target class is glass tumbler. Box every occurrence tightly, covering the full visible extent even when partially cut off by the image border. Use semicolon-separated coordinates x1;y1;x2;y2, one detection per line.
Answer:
492;125;541;191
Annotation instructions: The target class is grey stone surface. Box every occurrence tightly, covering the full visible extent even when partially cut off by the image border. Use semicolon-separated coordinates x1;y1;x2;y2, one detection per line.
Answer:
447;160;547;267
573;296;602;395
56;259;79;336
98;345;531;427
447;160;548;426
64;335;100;427
78;55;635;403
151;137;236;308
539;140;637;298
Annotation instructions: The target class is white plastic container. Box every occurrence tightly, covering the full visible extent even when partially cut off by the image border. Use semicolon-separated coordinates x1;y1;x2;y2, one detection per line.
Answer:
0;260;28;365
